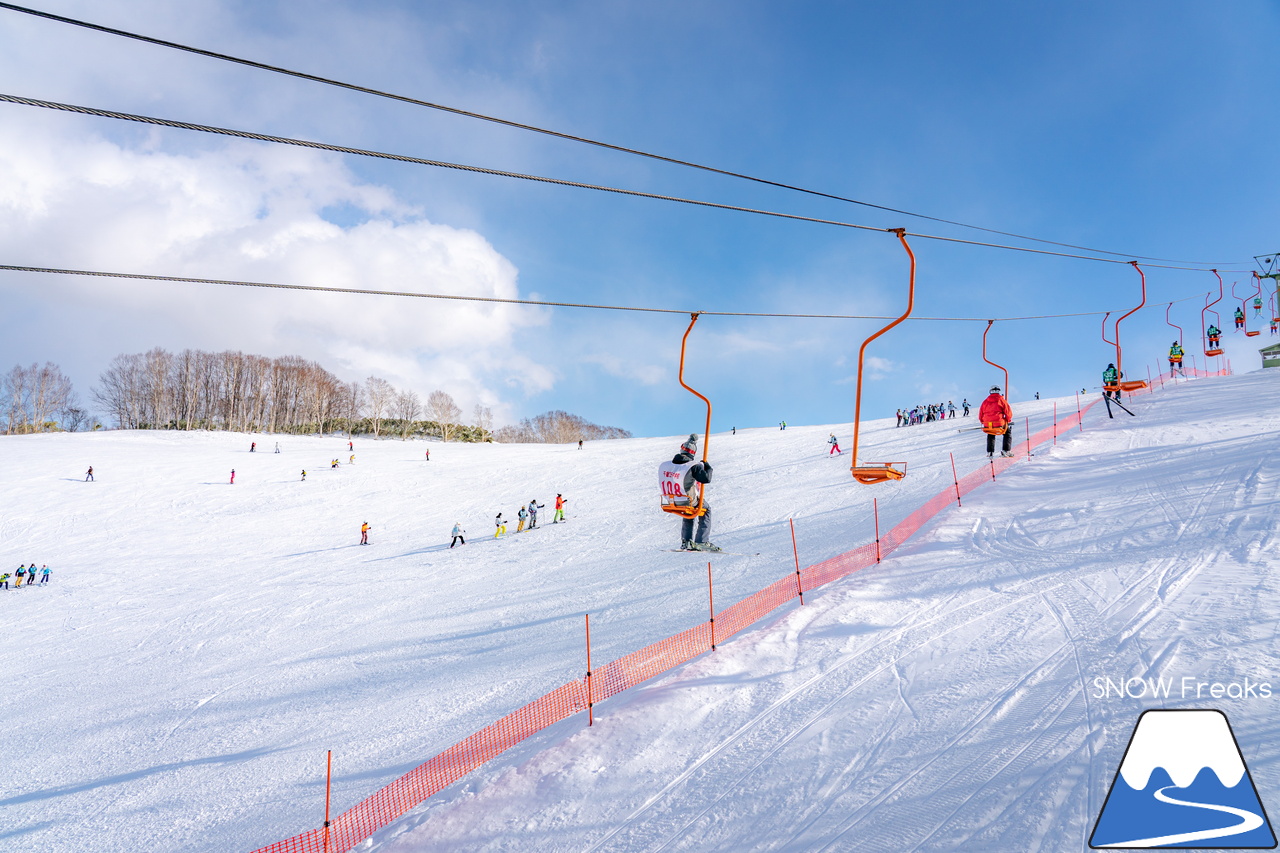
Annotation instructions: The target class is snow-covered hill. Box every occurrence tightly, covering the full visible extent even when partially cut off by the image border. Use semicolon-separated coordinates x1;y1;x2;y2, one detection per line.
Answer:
5;372;1280;852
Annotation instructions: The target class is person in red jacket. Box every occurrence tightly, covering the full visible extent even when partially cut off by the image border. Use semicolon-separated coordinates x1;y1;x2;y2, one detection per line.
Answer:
978;385;1014;458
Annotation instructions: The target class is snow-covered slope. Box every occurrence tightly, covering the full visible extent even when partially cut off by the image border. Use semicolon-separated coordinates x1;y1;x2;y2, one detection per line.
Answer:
5;373;1280;852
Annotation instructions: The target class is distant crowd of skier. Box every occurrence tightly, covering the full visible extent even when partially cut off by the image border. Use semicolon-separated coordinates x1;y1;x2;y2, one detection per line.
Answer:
896;400;968;426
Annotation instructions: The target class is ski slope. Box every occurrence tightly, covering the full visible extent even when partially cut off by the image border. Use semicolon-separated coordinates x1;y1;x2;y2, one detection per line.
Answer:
4;372;1280;852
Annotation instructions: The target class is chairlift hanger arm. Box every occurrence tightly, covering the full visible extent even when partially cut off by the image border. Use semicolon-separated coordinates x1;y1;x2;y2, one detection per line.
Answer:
850;229;915;484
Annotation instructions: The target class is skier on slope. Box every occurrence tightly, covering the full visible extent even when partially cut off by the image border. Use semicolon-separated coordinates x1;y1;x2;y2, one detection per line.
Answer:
14;565;25;588
553;494;567;523
659;434;719;552
450;523;465;548
979;385;1014;458
1168;341;1184;374
517;504;529;533
360;522;371;545
962;399;971;417
0;571;8;590
1102;363;1124;401
828;434;842;455
527;499;545;528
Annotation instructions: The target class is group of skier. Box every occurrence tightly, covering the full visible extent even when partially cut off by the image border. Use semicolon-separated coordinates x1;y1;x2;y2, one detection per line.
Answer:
441;496;568;548
896;401;965;427
1;564;50;589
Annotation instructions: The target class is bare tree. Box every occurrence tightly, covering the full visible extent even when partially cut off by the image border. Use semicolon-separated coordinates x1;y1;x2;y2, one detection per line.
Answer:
472;403;493;442
394;390;422;439
93;353;144;429
59;392;93;432
2;364;30;433
339;381;365;437
365;376;395;438
425;390;462;442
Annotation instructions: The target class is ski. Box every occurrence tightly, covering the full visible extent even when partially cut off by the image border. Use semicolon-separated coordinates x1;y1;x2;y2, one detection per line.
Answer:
662;549;760;556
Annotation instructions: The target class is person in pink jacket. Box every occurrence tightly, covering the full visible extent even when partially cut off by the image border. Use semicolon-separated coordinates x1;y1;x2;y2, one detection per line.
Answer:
978;386;1013;458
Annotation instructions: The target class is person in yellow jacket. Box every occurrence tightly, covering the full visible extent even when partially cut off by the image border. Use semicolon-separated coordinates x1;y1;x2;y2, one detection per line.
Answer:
1168;341;1184;373
360;522;371;545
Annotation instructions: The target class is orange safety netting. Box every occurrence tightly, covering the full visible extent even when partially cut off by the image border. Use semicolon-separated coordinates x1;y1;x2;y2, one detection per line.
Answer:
251;368;1227;853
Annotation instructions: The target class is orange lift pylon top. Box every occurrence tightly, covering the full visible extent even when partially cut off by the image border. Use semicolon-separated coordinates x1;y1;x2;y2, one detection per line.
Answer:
1204;270;1224;357
660;312;711;518
980;320;1010;436
849;229;914;484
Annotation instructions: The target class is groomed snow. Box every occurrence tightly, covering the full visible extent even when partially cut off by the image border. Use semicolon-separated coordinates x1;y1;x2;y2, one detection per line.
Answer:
4;372;1280;852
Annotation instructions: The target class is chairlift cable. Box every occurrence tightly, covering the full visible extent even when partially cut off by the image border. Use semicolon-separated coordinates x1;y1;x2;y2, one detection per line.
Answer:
0;1;1245;268
0;92;1258;275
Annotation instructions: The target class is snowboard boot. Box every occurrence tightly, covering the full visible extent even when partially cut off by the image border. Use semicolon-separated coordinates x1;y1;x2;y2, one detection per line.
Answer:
690;541;722;552
680;539;693;551
1000;451;1013;458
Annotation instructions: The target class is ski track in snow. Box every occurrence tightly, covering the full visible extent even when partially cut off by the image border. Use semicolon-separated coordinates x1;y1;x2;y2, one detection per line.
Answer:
6;374;1280;852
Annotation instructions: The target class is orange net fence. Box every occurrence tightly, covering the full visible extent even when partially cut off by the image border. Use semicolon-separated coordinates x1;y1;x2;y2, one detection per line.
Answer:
251;367;1227;853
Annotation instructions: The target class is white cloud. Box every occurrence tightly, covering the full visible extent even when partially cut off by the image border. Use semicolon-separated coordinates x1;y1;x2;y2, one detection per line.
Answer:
0;119;546;416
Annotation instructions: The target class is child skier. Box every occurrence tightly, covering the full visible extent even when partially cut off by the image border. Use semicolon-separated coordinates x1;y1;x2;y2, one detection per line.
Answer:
450;523;465;548
14;565;25;588
553;494;567;522
528;500;544;528
0;571;8;590
39;565;49;584
517;505;529;532
979;386;1014;458
230;469;236;484
301;470;307;481
494;513;507;538
828;434;842;455
250;442;256;452
962;399;971;417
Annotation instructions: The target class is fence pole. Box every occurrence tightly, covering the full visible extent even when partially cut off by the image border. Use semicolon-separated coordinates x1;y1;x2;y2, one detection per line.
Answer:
585;614;593;727
707;562;716;651
789;518;804;605
1076;391;1083;432
1147;364;1153;393
323;750;332;853
1053;402;1057;445
1025;416;1031;456
990;456;996;481
873;498;881;563
949;452;962;507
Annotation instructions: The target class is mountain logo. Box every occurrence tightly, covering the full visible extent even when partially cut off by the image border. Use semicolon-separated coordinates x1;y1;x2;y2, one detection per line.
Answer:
1091;709;1276;849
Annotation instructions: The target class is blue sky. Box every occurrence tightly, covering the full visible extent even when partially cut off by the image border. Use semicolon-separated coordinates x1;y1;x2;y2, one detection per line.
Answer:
1;1;1276;437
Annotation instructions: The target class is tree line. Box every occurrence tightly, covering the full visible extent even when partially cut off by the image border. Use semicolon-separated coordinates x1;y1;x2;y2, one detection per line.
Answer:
3;347;631;444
